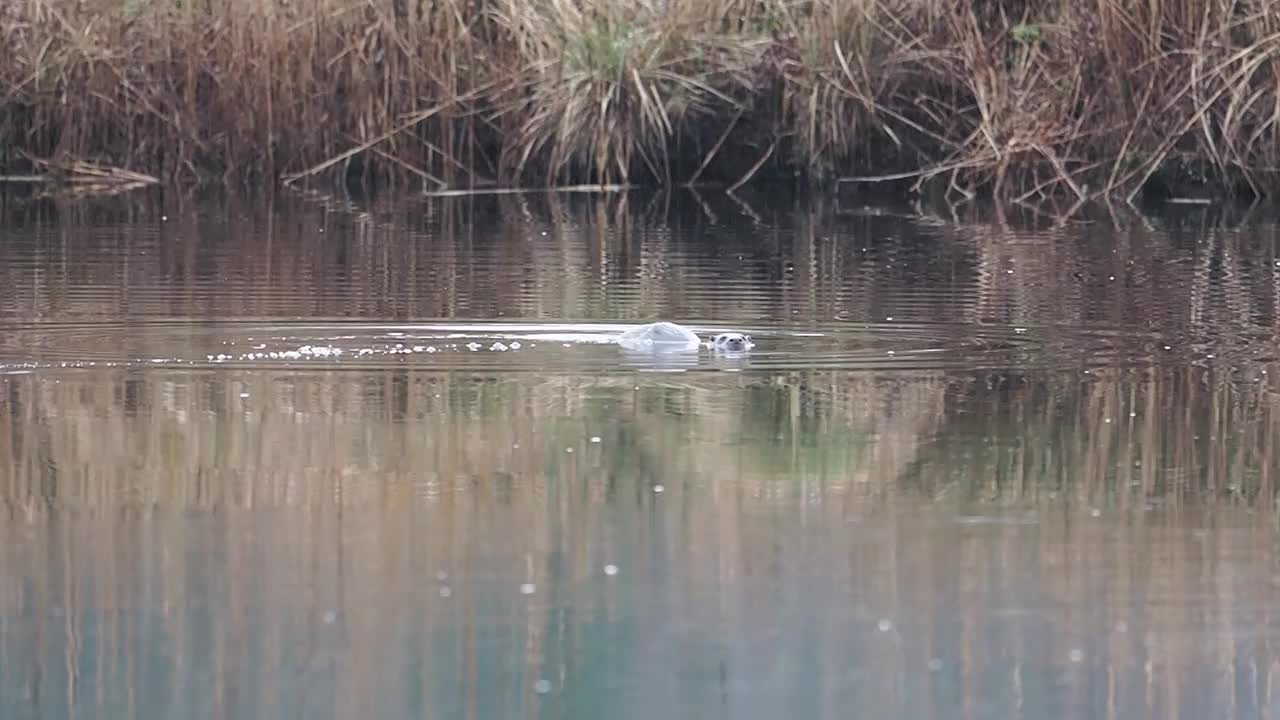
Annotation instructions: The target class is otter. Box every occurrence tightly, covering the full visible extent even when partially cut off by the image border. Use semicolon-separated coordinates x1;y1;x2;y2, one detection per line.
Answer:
614;322;753;354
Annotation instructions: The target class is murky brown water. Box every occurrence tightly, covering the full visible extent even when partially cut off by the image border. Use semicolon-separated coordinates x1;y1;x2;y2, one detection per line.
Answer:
1;189;1280;719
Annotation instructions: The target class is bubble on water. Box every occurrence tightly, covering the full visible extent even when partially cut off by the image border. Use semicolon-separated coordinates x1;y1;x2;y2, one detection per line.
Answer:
877;619;893;632
590;436;602;443
604;564;619;576
1104;417;1112;423
239;393;250;398
436;570;449;581
565;447;574;453
520;583;536;595
509;341;522;349
1068;648;1085;663
1090;508;1102;518
927;658;944;672
491;342;509;351
534;679;552;694
439;586;452;598
413;346;426;352
322;611;337;624
467;342;482;351
653;484;665;493
1114;621;1128;633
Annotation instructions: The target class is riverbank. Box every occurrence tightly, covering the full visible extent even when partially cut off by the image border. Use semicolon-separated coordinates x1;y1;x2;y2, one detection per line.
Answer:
3;0;1278;201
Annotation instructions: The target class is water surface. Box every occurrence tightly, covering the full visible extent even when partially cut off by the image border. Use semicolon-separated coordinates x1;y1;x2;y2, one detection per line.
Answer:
2;189;1280;719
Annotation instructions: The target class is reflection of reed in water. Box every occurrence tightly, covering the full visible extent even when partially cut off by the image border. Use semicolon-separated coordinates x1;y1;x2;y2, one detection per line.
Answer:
2;364;1280;717
0;193;1275;356
7;191;1280;366
3;192;1280;717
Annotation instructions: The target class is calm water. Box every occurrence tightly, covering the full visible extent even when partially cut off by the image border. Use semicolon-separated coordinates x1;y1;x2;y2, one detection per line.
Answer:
1;189;1280;719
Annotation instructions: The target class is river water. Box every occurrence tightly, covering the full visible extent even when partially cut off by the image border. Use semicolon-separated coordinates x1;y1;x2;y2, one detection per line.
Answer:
1;188;1279;719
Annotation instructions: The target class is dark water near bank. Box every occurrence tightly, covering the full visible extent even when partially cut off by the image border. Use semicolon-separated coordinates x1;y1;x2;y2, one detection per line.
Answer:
2;189;1280;719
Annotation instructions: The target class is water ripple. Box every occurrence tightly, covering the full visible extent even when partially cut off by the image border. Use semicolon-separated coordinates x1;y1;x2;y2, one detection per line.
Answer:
0;319;1210;375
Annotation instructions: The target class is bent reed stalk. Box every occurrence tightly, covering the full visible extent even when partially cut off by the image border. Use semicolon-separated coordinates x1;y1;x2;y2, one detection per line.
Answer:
5;0;1280;200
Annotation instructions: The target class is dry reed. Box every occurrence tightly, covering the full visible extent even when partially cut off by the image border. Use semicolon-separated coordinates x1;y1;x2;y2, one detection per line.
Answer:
6;0;1280;200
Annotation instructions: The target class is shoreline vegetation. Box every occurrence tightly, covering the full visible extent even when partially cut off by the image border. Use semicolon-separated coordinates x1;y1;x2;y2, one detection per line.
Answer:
4;1;1280;203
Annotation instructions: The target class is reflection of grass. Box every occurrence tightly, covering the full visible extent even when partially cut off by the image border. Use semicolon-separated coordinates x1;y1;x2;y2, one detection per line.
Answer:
9;359;1275;514
4;362;1280;717
895;369;1280;509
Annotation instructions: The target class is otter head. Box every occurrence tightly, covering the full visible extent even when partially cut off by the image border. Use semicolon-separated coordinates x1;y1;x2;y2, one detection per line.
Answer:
712;332;753;352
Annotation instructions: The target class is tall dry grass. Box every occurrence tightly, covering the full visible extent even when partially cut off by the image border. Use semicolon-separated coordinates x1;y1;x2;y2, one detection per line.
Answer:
6;0;1280;199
